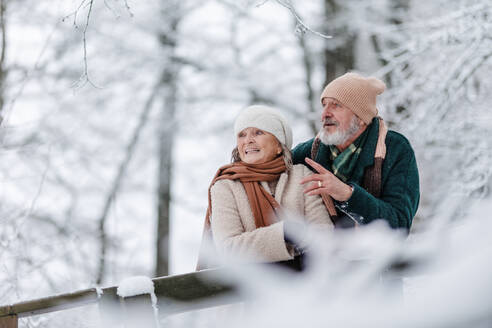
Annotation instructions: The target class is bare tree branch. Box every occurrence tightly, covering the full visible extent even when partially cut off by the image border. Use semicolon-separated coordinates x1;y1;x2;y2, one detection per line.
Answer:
95;77;162;284
74;0;102;89
258;0;332;39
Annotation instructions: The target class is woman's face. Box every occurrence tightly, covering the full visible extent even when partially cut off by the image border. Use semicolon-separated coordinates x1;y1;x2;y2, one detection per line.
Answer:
237;127;282;164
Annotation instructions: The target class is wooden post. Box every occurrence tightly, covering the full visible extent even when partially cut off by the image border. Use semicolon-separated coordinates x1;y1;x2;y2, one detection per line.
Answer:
121;294;157;328
0;315;17;328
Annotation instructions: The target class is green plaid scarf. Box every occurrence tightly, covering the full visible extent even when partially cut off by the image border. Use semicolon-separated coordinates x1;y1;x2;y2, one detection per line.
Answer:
328;128;370;182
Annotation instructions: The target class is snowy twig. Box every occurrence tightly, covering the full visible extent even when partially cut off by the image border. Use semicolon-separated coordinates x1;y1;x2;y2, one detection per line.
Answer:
257;0;332;39
76;0;102;89
277;0;331;38
62;0;103;89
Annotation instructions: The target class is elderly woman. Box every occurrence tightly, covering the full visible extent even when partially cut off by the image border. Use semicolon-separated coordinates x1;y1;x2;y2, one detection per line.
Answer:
197;105;333;268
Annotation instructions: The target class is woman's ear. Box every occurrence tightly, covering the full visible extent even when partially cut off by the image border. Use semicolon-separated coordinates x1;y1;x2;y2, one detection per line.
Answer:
277;143;282;155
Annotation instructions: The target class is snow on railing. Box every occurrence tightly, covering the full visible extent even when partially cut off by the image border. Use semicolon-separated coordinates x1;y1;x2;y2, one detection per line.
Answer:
0;269;238;328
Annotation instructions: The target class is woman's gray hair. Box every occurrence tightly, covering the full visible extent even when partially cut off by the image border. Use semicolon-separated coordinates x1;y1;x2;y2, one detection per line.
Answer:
231;143;293;171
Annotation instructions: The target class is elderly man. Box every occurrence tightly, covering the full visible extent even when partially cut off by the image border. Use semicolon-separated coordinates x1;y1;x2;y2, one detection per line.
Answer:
292;72;419;230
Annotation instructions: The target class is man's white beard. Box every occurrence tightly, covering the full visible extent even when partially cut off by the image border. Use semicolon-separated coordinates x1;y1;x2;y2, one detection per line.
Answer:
319;116;361;146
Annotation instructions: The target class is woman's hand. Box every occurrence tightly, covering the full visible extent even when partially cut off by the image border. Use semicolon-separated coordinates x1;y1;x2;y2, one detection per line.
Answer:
300;158;353;202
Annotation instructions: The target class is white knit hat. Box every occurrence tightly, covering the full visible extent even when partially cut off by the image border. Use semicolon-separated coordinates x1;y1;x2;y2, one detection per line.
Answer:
234;105;293;149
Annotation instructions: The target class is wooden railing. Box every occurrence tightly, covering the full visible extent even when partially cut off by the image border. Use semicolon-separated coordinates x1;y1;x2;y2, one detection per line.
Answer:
0;259;305;328
0;268;237;328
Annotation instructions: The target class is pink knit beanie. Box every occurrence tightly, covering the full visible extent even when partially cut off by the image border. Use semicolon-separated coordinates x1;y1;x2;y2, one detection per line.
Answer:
320;72;386;124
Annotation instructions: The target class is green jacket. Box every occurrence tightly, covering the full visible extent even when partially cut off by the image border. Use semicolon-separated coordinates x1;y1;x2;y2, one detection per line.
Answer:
292;118;420;230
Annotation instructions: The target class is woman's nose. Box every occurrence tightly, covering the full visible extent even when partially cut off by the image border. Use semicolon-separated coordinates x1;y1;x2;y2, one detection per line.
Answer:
245;133;255;143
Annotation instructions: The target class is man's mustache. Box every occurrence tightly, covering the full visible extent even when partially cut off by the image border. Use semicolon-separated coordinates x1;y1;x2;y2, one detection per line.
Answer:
322;118;339;127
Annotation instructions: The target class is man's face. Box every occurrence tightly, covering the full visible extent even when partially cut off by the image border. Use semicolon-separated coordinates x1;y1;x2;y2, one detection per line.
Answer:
321;97;356;134
319;97;364;147
319;97;362;147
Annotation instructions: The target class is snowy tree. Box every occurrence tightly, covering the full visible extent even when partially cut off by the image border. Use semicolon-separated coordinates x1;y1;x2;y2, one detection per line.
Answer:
372;0;492;226
2;2;492;327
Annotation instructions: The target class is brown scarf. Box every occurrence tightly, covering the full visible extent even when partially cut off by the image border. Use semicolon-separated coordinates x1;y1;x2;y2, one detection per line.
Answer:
196;156;287;270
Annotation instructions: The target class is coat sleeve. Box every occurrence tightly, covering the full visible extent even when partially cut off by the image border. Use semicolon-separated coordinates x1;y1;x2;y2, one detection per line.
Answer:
345;138;420;231
302;166;334;230
292;139;314;165
210;180;293;262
